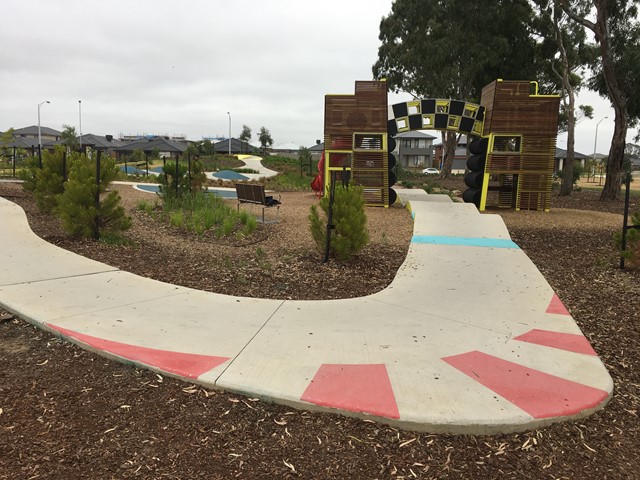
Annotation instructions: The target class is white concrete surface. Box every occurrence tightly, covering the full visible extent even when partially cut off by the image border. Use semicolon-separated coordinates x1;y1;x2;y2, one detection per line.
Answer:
0;187;613;434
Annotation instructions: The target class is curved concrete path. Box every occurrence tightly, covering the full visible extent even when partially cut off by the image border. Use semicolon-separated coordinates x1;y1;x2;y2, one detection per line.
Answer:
0;189;612;434
206;155;278;182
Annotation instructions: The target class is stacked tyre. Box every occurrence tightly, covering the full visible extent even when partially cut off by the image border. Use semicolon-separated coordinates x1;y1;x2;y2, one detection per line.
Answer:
463;137;488;208
388;130;398;205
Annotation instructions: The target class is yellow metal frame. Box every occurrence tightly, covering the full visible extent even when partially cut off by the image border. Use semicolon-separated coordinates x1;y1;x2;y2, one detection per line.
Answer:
479;134;494;212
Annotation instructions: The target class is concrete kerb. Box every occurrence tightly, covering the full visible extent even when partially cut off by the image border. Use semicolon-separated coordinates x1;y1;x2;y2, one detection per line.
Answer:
0;190;613;434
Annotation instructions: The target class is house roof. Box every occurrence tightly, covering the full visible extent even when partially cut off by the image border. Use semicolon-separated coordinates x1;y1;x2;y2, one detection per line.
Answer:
3;137;44;149
12;125;62;137
77;134;125;149
117;137;188;153
395;131;437;140
309;142;324;151
555;148;588;159
213;138;254;153
50;133;126;149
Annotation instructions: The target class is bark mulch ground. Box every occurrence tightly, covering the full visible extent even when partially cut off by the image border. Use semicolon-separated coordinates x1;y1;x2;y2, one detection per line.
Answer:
1;180;639;479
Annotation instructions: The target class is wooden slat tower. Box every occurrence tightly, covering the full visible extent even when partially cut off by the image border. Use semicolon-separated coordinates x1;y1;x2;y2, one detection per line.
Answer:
324;80;390;206
479;80;560;211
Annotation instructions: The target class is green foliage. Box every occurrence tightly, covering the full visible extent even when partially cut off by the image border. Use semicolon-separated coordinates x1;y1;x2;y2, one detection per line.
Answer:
374;0;539;102
20;146;74;213
258;126;273;156
556;162;584;185
61;124;79;151
158;191;257;238
309;185;369;261
615;209;640;268
239;125;252;144
56;154;131;238
262;155;318;191
157;157;207;200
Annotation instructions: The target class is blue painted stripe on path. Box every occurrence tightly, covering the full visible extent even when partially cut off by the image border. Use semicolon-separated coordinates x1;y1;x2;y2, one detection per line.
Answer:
411;236;519;249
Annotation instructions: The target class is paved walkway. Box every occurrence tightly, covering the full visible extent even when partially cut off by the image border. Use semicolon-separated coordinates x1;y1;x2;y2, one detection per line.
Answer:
206;155;279;182
0;188;612;434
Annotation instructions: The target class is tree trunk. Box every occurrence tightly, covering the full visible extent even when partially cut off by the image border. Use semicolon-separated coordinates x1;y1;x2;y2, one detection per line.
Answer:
440;131;457;179
601;112;626;200
555;5;577;197
560;0;628;201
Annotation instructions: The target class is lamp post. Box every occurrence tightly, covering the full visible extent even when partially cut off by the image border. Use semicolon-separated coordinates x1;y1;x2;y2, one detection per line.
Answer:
79;100;82;150
37;100;50;168
227;111;231;155
594;116;608;184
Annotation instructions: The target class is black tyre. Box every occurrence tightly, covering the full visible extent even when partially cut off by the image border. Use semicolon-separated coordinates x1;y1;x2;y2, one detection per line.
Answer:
464;171;484;189
467;153;486;172
388;187;397;205
462;188;482;207
469;137;489;155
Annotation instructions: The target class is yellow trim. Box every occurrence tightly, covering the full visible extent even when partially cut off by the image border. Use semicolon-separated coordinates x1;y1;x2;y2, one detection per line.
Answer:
436;100;449;113
396;117;410;132
407;100;421;115
422;114;435;128
352;132;387;152
529;81;539;95
479;134;495;211
463;104;478;117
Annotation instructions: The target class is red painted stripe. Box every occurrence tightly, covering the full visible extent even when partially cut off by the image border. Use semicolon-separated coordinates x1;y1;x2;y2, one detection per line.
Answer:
514;329;597;356
546;293;570;315
301;364;400;419
442;351;609;419
48;324;229;379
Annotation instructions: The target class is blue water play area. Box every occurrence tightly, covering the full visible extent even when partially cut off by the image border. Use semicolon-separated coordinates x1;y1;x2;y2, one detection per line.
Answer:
135;184;237;199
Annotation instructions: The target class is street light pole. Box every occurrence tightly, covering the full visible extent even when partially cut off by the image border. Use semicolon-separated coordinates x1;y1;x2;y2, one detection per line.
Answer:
593;116;608;163
37;100;50;168
593;116;608;184
79;100;82;150
227;111;231;155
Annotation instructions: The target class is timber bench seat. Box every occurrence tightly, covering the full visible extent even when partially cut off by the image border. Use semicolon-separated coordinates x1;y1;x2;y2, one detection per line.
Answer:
234;183;281;223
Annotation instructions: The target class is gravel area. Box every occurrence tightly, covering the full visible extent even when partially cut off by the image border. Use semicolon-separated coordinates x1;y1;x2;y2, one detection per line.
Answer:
1;180;639;479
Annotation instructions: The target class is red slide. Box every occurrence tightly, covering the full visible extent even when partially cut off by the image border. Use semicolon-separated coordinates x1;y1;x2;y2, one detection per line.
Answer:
310;151;324;193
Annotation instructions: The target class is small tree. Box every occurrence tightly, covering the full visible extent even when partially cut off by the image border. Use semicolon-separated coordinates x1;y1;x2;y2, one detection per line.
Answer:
309;184;370;261
239;125;252;153
56;154;131;238
61;124;79;151
298;146;312;176
20;146;74;213
258;127;273;157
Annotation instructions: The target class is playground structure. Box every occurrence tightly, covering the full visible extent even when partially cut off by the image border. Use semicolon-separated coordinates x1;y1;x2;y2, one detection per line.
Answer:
314;79;560;211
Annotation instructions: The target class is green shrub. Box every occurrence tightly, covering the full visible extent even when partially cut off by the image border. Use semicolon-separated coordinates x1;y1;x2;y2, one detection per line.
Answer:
615;209;640;268
56;155;131;238
159;191;257;238
20;147;76;213
157;158;207;200
309;184;369;261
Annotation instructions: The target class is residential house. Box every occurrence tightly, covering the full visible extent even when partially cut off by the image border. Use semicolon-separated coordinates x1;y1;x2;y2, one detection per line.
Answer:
554;148;589;173
116;136;188;160
395;131;436;171
213;138;255;155
11;125;62;143
433;134;468;172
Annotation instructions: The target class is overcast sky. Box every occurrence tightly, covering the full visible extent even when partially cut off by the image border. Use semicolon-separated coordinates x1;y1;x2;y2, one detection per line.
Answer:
1;0;633;154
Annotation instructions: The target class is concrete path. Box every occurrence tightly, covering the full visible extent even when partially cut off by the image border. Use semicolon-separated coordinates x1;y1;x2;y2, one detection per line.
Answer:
0;188;612;434
206;155;278;182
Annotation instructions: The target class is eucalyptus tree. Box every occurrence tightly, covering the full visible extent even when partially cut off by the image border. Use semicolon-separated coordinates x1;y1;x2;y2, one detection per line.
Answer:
61;124;79;152
534;1;596;196
239;125;252;154
560;0;640;200
257;127;273;157
373;0;540;178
